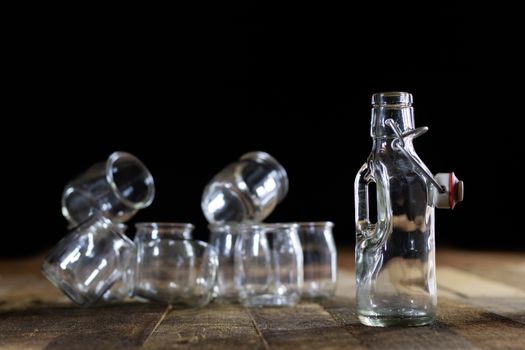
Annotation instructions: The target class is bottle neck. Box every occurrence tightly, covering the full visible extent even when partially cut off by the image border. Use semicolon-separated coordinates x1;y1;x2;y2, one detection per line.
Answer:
370;105;415;139
370;104;416;154
372;137;414;153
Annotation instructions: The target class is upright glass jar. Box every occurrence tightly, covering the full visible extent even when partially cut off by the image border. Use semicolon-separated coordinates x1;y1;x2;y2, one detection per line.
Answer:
297;222;337;299
234;223;303;307
134;223;218;307
208;223;241;302
354;92;437;327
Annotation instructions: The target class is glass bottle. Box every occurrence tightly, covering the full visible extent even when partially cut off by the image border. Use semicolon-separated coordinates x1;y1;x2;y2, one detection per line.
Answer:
354;92;437;327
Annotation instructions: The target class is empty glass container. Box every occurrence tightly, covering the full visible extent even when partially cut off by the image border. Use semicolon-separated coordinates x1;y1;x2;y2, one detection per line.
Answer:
62;151;155;226
101;223;136;302
234;223;303;307
297;222;337;299
42;214;135;306
201;151;288;223
134;223;217;307
208;223;241;302
355;92;437;327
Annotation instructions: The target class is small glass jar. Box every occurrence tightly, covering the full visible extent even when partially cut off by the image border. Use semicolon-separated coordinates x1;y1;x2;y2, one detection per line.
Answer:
208;223;241;302
134;223;218;307
297;222;337;299
201;151;288;224
101;223;137;302
42;214;135;306
234;223;303;307
61;151;155;226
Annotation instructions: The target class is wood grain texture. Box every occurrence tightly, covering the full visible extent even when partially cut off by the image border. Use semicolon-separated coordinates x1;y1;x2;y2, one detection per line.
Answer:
437;299;525;350
437;267;525;326
437;267;525;298
438;250;525;291
0;249;524;350
321;297;478;350
0;302;167;350
143;303;266;350
248;301;365;350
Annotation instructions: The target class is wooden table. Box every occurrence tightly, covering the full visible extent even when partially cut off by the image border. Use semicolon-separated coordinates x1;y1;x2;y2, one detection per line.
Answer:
1;249;524;350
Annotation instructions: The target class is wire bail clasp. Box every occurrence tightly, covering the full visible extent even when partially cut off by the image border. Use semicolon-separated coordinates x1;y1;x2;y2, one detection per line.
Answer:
385;119;446;193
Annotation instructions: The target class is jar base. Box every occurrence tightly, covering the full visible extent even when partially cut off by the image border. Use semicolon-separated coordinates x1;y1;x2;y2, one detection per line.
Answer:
358;314;434;327
240;294;301;307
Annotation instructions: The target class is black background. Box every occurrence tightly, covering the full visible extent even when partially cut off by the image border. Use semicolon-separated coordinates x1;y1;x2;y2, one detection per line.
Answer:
3;4;523;256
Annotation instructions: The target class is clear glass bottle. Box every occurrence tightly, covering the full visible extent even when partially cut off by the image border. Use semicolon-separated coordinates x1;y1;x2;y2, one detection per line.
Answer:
354;92;437;327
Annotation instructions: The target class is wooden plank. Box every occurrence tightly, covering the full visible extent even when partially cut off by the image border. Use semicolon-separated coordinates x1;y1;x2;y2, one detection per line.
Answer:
438;250;525;291
464;297;525;325
0;250;523;350
248;301;366;350
0;255;45;276
0;275;68;311
437;272;525;325
143;303;266;350
0;302;167;350
321;297;479;350
0;254;69;312
437;266;525;298
437;299;525;350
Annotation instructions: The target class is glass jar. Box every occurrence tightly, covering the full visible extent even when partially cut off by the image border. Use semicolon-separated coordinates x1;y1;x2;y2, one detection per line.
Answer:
208;223;241;302
101;223;136;302
61;151;155;226
297;222;337;299
42;214;135;306
201;151;288;223
234;223;303;307
134;223;218;307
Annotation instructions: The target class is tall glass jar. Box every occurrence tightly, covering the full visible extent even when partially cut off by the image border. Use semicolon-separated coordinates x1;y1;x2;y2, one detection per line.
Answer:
234;223;303;307
297;222;337;299
354;92;437;327
208;223;241;302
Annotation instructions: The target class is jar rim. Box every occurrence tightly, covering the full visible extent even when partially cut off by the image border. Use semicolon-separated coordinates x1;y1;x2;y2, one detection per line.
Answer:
135;222;194;230
293;221;334;228
105;151;155;210
209;222;302;232
239;151;289;202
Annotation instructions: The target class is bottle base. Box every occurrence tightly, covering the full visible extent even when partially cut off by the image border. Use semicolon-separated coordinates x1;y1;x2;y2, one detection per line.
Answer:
358;314;434;327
